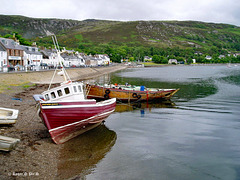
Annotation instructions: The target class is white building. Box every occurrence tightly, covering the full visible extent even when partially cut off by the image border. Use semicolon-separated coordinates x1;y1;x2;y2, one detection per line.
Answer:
218;55;225;59
144;56;152;62
40;49;60;67
94;54;111;65
0;44;7;71
205;55;212;60
168;59;178;64
61;52;85;67
75;53;85;66
22;45;43;66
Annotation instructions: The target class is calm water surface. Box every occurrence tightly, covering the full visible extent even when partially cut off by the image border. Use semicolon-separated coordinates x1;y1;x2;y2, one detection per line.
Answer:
60;65;240;180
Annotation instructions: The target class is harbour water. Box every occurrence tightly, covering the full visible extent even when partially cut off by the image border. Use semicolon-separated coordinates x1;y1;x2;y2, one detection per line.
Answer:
60;65;240;180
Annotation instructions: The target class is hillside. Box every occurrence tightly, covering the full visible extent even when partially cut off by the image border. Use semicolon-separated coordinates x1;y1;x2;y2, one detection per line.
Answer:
1;15;240;63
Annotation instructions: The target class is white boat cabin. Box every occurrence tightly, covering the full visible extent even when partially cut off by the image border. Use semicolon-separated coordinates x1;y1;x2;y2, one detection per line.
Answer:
39;82;88;102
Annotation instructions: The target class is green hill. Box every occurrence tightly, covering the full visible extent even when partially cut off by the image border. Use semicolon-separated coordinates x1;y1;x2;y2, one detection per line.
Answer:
1;15;240;63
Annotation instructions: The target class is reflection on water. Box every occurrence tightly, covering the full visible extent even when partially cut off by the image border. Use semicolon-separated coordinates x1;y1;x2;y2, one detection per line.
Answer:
57;125;116;179
115;100;176;113
219;68;240;86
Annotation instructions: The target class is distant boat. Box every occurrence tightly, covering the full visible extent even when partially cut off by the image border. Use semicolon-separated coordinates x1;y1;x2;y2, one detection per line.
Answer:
86;83;179;102
33;36;116;144
0;107;19;124
0;135;20;151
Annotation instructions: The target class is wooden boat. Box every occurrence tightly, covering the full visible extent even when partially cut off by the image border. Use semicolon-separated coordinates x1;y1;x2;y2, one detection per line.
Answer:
0;135;20;151
0;107;19;124
86;83;179;102
33;36;116;144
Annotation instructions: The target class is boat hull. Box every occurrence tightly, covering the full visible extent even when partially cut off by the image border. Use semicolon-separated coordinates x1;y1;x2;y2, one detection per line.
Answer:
86;84;179;102
39;98;116;144
0;135;20;151
0;107;19;124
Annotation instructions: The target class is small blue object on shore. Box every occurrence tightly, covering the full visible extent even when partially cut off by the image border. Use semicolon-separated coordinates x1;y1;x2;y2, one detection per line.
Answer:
140;86;145;91
141;109;145;117
11;98;22;101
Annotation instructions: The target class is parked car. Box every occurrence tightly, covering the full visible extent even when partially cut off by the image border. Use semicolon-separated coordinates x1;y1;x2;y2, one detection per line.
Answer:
14;65;24;71
2;65;14;72
47;64;54;69
40;63;48;70
40;63;48;67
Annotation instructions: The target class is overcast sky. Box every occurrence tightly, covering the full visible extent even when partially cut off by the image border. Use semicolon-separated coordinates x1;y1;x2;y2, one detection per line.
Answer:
0;0;240;26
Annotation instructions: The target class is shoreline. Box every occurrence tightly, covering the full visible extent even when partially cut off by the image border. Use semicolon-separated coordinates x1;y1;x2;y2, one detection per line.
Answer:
143;63;240;67
0;64;127;180
0;64;127;94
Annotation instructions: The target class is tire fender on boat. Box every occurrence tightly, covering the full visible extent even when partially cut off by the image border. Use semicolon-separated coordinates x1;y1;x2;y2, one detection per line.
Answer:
104;94;110;99
137;94;141;99
132;93;138;98
105;89;110;94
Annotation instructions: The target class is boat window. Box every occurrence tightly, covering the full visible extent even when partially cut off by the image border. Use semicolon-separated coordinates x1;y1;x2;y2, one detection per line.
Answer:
51;92;56;99
57;90;63;97
73;86;77;93
64;87;70;94
78;85;82;92
45;94;50;100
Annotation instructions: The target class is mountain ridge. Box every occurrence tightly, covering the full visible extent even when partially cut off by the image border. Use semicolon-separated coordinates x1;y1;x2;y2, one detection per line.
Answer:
1;15;240;59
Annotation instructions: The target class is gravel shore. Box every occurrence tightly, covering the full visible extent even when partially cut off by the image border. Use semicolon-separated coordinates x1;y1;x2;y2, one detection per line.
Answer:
0;65;126;180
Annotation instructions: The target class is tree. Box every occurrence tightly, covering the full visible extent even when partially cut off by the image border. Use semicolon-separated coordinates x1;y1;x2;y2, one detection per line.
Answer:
152;55;161;63
152;55;167;64
129;57;135;62
162;58;168;64
168;55;175;60
186;58;193;64
13;32;32;46
110;53;121;63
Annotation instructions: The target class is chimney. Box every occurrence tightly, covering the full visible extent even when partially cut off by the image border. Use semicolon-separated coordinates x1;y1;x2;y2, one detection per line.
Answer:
32;42;37;47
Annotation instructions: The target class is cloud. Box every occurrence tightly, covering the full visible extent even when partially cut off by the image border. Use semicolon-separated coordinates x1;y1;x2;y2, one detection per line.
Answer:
0;0;240;26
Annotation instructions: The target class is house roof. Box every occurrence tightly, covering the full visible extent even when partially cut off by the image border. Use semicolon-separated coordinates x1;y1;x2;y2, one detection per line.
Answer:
0;43;6;51
21;45;42;55
61;53;79;60
0;37;23;50
40;49;56;57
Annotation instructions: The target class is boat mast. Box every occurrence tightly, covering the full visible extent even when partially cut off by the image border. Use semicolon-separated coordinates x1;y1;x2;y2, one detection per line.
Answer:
48;35;72;90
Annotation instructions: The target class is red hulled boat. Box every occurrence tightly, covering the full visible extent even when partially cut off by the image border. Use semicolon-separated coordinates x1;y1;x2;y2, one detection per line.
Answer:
33;36;116;144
